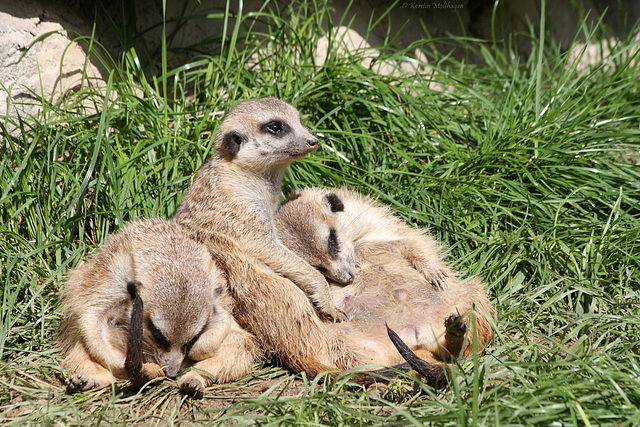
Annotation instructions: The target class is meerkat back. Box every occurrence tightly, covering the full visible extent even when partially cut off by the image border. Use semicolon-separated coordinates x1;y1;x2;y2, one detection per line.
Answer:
59;219;258;396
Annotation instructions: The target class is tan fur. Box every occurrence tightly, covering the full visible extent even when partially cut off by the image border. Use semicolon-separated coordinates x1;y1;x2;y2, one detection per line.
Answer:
276;187;494;369
277;187;455;291
174;98;370;376
58;219;260;396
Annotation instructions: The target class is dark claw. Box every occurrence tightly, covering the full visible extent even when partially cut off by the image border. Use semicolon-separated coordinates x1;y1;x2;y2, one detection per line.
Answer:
429;271;448;291
66;374;93;393
180;378;204;399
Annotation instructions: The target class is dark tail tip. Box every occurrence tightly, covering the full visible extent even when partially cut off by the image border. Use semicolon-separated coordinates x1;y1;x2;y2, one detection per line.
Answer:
125;280;145;384
386;323;448;389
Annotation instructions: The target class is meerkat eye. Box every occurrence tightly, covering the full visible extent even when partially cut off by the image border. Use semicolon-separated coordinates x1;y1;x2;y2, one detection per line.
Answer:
262;121;288;135
328;228;340;258
146;318;170;351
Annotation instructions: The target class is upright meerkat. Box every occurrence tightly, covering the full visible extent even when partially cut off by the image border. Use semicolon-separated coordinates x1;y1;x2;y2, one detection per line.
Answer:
174;98;342;321
275;187;493;381
173;98;371;376
58;219;260;397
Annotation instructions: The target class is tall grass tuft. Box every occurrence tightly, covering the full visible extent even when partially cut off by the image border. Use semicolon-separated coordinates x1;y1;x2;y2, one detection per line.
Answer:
1;0;639;424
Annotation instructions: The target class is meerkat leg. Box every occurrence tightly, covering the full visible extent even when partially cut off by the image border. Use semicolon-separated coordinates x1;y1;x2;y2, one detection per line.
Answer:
442;314;468;360
249;241;347;322
187;311;232;363
208;233;360;375
63;342;117;392
178;326;261;398
393;237;456;291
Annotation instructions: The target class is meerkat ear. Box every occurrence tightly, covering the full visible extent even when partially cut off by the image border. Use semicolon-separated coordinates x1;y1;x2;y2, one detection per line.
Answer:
222;131;246;157
125;280;145;384
324;193;345;213
282;192;302;205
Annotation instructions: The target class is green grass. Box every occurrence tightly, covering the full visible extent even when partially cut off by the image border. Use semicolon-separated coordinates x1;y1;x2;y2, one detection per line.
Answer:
2;0;640;424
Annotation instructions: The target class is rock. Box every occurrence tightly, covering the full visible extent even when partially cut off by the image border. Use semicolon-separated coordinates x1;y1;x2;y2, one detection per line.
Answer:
0;0;105;118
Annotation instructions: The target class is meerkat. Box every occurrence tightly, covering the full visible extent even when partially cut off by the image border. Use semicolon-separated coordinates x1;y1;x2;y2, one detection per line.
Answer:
276;187;454;291
173;98;376;376
275;187;493;381
58;219;260;397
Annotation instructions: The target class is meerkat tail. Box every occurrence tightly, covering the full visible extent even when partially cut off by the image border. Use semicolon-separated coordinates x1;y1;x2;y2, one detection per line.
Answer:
125;281;145;384
386;324;448;389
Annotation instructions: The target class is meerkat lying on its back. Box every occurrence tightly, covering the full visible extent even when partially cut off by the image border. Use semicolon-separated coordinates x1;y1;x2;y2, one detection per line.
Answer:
275;187;454;290
276;187;493;386
174;98;367;377
58;219;260;397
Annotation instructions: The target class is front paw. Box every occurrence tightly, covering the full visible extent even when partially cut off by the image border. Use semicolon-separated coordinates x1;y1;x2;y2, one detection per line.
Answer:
178;372;206;398
327;307;348;322
66;374;98;393
445;313;467;337
424;268;449;291
141;363;165;381
317;302;348;322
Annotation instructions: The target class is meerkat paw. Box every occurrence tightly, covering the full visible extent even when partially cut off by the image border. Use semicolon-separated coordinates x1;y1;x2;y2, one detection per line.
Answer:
420;267;449;291
177;372;207;398
140;362;165;381
310;290;349;322
443;314;468;359
317;303;348;322
445;314;467;337
66;374;100;393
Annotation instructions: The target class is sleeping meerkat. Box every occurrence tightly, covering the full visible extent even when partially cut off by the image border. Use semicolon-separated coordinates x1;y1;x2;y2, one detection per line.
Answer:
275;187;493;383
58;219;260;397
275;187;454;290
173;98;370;377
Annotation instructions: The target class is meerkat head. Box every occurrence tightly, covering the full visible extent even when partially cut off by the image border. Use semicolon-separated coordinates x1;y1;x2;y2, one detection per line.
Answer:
214;98;318;172
276;188;356;286
125;241;229;379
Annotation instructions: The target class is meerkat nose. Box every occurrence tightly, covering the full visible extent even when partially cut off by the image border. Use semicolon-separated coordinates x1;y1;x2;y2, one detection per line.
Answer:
346;272;355;285
307;137;319;150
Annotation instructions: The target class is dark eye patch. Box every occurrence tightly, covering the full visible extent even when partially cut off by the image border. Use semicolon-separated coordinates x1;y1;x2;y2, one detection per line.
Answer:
146;318;170;351
328;228;340;258
261;120;290;137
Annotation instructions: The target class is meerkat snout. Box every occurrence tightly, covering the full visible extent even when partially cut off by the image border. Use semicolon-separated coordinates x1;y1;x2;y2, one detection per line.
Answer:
307;137;318;150
344;271;355;284
155;348;185;378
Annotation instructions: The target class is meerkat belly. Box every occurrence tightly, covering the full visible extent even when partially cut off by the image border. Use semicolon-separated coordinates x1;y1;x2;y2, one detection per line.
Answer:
330;250;439;317
330;250;450;355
